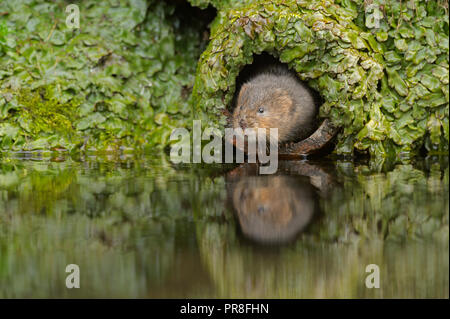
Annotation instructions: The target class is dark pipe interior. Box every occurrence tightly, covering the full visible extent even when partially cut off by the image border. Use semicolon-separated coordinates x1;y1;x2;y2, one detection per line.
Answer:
231;53;323;113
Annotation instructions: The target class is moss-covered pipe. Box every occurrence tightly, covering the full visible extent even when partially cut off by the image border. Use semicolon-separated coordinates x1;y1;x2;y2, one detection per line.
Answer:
190;0;449;157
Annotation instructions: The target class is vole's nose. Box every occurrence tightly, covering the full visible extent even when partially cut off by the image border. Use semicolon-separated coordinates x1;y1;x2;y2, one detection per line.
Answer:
239;119;247;129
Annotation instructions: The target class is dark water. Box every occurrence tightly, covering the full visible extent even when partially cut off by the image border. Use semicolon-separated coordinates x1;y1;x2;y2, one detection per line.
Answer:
0;153;448;298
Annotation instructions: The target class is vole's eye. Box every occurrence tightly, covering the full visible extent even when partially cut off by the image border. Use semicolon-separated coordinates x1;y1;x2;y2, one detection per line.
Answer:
258;107;264;114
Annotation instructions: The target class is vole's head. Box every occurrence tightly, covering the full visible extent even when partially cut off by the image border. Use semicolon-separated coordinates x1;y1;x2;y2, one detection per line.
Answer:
232;82;298;142
230;175;316;244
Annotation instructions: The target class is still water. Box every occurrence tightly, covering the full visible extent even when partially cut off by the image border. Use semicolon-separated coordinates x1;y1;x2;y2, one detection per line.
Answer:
0;153;448;298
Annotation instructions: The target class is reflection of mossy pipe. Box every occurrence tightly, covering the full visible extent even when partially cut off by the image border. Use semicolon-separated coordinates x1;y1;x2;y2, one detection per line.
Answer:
191;0;449;157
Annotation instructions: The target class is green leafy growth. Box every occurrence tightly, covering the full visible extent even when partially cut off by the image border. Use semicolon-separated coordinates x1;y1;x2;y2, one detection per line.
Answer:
0;0;208;152
191;0;449;157
0;0;448;157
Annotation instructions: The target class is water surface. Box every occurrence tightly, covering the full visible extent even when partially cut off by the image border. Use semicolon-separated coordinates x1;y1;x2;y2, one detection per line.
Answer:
0;153;448;298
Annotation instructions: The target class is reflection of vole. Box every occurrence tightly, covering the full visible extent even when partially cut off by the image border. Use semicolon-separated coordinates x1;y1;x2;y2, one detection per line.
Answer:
232;65;318;143
228;175;316;244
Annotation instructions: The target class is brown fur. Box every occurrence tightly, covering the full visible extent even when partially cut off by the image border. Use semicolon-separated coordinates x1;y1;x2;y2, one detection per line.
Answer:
230;175;316;244
232;64;318;143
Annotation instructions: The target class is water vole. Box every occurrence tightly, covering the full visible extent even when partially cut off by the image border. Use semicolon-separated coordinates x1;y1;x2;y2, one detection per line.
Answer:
228;174;316;244
232;65;318;143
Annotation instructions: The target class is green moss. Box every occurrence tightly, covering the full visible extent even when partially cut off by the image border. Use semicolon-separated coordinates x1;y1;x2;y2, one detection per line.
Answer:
0;0;208;152
17;87;78;136
0;0;448;158
191;0;449;157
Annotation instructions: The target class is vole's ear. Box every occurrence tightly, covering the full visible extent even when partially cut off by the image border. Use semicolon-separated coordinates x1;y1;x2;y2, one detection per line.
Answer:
276;91;293;110
238;83;249;101
275;88;289;96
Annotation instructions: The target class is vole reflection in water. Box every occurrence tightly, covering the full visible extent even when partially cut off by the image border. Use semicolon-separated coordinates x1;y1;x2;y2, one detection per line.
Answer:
227;174;318;245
